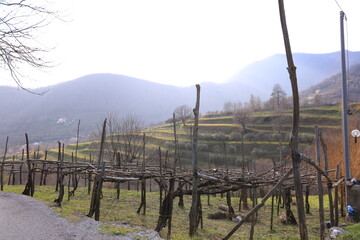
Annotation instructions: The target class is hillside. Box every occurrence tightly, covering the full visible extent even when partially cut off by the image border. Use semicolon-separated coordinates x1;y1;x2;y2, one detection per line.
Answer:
0;74;258;146
300;64;360;104
1;51;359;146
54;105;345;169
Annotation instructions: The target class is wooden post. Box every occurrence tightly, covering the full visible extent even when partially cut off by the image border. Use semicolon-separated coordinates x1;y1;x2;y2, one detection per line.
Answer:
54;143;65;206
39;163;45;186
167;178;175;239
22;133;34;196
278;1;308;239
173;113;180;170
334;164;340;226
8;164;13;185
315;127;325;240
319;132;334;226
305;185;310;214
75;120;80;162
189;84;201;237
137;133;147;215
284;187;297;224
19;162;23;185
55;141;61;192
95;162;105;221
1;136;9;191
98;119;107;169
158;147;163;211
116;152;121;199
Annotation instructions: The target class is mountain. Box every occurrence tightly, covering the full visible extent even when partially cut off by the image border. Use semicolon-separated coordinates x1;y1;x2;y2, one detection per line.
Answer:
0;73;269;146
2;51;360;146
300;64;360;104
228;51;360;95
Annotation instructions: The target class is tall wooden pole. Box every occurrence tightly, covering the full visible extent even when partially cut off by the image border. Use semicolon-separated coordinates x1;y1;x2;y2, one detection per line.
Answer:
278;1;308;239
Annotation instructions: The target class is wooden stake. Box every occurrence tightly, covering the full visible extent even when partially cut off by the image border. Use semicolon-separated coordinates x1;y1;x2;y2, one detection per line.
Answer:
278;1;308;238
315;127;325;240
189;84;201;236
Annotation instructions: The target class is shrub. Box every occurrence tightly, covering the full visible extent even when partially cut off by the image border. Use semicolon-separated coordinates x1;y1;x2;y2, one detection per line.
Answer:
229;131;242;141
213;132;228;141
197;143;209;152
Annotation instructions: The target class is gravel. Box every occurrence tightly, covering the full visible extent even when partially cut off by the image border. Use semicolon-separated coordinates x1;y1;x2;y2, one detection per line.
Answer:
0;191;163;240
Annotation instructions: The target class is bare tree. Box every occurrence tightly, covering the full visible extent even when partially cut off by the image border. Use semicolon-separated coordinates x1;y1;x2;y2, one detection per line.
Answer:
174;105;192;126
90;113;145;164
106;112;122;163
118;114;145;163
233;108;250;133
0;1;58;93
271;83;287;110
249;94;262;111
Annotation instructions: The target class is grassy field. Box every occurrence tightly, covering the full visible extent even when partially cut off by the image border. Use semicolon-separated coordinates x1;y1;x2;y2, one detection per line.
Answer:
3;184;359;240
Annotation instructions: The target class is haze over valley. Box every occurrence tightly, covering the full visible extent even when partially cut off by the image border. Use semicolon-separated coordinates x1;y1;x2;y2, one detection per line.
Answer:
2;51;360;146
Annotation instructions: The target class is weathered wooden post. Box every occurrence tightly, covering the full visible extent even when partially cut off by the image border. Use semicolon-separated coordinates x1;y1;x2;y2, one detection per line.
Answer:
0;136;8;191
88;119;107;221
278;1;308;239
75;119;80;163
55;141;61;192
137;133;147;215
315;127;325;240
54;142;65;206
334;164;340;226
319;131;335;226
22;133;34;196
189;84;201;236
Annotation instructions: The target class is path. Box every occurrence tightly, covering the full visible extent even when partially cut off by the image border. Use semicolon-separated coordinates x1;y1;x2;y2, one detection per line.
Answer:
0;191;162;240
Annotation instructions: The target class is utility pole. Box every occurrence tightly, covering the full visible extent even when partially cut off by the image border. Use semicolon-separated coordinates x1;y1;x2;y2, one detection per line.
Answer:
340;10;351;206
340;11;351;179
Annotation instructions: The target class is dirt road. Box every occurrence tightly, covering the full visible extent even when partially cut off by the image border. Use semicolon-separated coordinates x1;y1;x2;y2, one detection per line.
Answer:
0;191;162;240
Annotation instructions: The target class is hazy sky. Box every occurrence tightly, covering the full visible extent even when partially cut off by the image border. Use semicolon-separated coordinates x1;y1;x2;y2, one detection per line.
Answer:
3;0;360;88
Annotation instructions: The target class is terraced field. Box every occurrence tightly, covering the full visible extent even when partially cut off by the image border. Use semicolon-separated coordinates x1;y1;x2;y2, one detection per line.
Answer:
49;105;348;169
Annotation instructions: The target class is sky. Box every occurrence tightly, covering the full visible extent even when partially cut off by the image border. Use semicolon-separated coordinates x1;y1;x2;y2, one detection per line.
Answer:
2;0;360;89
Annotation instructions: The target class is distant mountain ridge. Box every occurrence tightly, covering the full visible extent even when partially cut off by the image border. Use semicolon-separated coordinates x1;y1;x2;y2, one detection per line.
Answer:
300;63;360;104
229;51;360;95
1;51;360;146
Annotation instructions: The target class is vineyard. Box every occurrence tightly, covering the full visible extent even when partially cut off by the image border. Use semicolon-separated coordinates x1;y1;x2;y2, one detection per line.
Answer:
1;104;360;239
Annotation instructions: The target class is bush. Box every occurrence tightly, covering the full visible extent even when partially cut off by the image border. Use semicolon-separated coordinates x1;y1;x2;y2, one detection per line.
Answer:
164;141;174;148
229;131;242;141
212;145;220;153
213;132;228;141
251;147;269;158
197;143;209;152
243;133;256;141
185;142;192;150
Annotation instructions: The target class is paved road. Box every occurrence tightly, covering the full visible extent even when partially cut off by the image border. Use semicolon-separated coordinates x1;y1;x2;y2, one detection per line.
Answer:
0;192;162;240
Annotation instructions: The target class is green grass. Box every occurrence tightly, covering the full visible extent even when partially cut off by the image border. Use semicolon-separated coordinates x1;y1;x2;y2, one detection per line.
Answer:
4;184;358;240
341;223;360;239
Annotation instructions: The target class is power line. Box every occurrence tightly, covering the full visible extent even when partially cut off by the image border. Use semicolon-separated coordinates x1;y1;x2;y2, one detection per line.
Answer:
334;0;344;12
